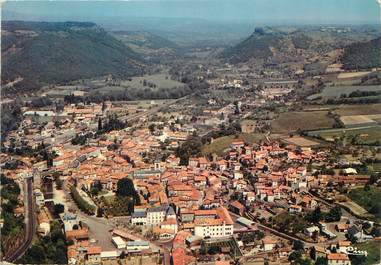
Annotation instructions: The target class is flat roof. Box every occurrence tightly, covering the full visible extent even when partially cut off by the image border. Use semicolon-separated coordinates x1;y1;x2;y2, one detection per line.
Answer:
112;236;126;245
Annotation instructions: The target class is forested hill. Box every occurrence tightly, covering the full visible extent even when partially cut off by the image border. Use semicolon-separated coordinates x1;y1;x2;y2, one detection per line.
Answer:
1;21;145;94
342;37;381;70
222;28;284;63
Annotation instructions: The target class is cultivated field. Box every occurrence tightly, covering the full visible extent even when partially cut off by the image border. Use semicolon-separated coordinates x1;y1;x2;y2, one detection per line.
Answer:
271;111;335;133
309;85;381;99
282;136;321;147
308;126;381;144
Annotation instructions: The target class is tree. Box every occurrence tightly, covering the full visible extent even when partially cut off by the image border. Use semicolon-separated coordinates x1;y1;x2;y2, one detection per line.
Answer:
54;204;65;216
315;257;328;265
116;178;140;205
371;226;381;237
98;118;103;131
308;206;322;223
293;240;305;251
325;206;342;222
148;124;155;134
289;250;302;262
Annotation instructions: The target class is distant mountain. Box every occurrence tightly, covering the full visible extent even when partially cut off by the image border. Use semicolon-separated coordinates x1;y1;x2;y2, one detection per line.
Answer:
222;28;284;63
1;21;145;94
342;37;381;70
113;30;179;50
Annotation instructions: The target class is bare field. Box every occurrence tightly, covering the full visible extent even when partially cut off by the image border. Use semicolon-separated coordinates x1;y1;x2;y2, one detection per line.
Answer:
337;71;371;79
282;136;321;147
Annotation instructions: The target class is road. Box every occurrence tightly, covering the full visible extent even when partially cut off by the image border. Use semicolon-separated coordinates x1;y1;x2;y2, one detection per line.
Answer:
4;177;36;262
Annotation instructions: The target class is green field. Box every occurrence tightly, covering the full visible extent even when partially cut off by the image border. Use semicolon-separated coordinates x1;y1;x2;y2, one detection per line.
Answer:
348;187;381;221
308;85;381;100
308;126;381;144
271;111;335;133
201;133;265;155
353;240;381;265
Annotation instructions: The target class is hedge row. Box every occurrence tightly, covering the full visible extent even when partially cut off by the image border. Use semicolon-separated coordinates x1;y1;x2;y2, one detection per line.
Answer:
70;186;96;215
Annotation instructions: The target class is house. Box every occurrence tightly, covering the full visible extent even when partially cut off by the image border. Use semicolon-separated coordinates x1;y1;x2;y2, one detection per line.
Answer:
337;241;351;253
160;218;178;234
194;207;234;238
262;237;277;251
86;246;102;265
61;212;80;232
336;223;350;233
289;205;302;214
313;246;327;260
146;205;167;225
229;200;246;216
131;211;147;226
304;226;320;237
327;253;351;265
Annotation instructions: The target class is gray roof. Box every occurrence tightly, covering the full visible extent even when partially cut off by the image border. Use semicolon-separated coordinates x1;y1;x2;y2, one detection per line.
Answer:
147;205;168;213
132;211;147;218
127;241;149;246
166;206;175;216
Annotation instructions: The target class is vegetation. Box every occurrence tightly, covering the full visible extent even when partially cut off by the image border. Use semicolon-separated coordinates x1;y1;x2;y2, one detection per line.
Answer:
176;135;203;165
116;178;140;204
2;21;144;94
201;133;264;156
271;111;335;134
348;186;381;220
223;29;282;63
70;186;96;215
351;240;381;265
273;212;308;234
342;37;381;70
1;174;24;254
100;195;135;217
1;102;22;138
18;221;67;264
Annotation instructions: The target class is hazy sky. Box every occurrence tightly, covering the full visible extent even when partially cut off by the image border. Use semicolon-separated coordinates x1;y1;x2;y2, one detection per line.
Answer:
2;0;380;24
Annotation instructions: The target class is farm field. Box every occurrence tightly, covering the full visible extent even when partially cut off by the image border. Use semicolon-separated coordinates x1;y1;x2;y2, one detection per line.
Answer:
201;133;265;155
90;74;190;98
281;136;321;147
308;85;381;99
308;126;381;144
270;111;335;133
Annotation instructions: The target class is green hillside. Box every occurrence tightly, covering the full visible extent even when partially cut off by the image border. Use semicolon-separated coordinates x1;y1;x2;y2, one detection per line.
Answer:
342;37;381;70
1;21;145;94
222;28;283;63
114;30;179;50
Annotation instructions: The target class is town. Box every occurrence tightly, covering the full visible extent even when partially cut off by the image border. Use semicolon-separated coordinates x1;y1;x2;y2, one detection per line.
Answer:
1;1;381;265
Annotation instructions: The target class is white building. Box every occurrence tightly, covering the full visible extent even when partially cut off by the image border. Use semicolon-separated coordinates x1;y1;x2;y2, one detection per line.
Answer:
112;236;126;249
126;241;150;252
194;207;234;238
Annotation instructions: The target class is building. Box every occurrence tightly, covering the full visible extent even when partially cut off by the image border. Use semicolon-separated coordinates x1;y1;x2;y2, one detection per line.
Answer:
131;211;147;226
126;241;150;252
194;207;234;238
146;205;167;225
112;236;126;249
86;246;102;265
61;212;80;232
327;253;351;265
